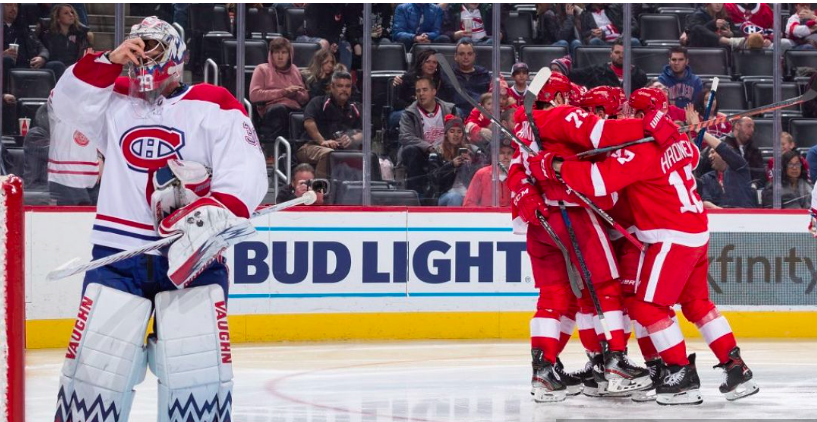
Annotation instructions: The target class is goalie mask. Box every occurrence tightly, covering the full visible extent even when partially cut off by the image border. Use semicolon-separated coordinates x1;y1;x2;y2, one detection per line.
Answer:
127;16;186;106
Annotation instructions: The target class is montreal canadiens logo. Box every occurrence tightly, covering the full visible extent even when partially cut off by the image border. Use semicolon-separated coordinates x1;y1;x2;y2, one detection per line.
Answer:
73;130;89;147
119;126;185;172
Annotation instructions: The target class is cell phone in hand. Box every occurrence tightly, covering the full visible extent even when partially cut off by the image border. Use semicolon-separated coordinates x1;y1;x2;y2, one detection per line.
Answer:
458;148;468;156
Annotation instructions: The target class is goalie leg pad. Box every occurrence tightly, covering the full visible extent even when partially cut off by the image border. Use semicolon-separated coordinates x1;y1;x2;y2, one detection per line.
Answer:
55;283;151;422
149;284;233;422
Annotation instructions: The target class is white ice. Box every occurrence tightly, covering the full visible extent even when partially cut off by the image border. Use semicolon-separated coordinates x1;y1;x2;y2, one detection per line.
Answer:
27;340;817;421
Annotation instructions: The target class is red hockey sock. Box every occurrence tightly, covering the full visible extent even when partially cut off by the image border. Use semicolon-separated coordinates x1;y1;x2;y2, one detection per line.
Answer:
530;310;562;363
646;318;688;366
557;314;576;354
634;321;660;361
576;312;602;353
691;308;737;364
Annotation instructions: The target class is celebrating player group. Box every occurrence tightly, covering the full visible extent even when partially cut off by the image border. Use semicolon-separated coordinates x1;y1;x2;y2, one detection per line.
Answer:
508;72;762;405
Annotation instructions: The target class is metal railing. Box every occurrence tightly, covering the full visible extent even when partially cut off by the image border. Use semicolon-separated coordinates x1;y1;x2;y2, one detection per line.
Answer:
273;136;292;201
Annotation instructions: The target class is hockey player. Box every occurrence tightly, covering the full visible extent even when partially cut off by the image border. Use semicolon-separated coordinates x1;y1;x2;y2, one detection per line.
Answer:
51;17;267;421
578;86;624;120
508;72;653;402
531;97;759;405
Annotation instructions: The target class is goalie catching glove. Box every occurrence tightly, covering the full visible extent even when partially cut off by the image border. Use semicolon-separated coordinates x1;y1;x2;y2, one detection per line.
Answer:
158;197;255;288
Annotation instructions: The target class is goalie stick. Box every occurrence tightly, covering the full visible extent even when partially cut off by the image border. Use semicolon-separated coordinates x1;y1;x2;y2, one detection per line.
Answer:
47;191;318;281
573;74;817;159
436;54;644;252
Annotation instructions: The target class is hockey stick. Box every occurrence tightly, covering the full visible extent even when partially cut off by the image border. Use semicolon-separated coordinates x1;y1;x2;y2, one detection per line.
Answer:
573;75;817;159
523;68;552;146
694;77;719;150
436;54;644;251
559;200;613;344
46;191;318;281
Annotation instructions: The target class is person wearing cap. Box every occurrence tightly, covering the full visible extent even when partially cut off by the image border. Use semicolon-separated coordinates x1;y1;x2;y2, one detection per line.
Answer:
429;114;484;206
508;62;529;107
398;76;456;200
550;55;572;75
463;136;513;207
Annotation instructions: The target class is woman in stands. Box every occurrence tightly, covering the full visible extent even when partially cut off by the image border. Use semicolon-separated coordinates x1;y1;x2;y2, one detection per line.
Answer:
249;37;309;158
762;150;814;209
303;48;336;98
392;49;442;111
683;3;758;50
39;4;94;75
429;114;483;206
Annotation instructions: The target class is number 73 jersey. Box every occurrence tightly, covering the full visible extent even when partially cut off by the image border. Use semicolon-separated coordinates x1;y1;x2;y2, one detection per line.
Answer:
559;136;709;248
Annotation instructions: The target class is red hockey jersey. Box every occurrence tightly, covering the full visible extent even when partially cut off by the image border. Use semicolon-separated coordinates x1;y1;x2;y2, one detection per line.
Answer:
559;135;709;247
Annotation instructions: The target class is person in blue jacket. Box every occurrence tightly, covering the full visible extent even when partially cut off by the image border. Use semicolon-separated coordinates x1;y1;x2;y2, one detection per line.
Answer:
391;3;452;50
658;46;703;109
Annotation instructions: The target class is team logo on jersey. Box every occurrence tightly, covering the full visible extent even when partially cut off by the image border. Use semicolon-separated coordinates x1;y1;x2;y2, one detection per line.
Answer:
73;130;90;147
119;126;185;172
242;121;259;147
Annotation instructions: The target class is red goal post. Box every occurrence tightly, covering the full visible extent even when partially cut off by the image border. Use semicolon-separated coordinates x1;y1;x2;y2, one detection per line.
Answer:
1;175;24;422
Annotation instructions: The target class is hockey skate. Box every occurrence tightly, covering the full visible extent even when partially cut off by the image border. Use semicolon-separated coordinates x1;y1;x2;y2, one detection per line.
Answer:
714;347;759;401
631;359;665;402
577;353;630;398
656;353;703;406
604;350;653;393
530;349;567;403
554;358;583;396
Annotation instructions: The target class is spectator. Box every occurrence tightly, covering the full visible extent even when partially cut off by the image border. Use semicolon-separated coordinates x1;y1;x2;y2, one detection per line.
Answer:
22;103;49;191
392;49;442;113
762;150;813;208
697;117;766;188
694;86;732;139
695;122;757;209
398;76;456;199
297;4;352;69
439;38;491;115
302;49;336;99
40;4;94;70
580;4;640;46
276;163;326;205
429;114;483;206
298;71;362;178
807;144;817;182
463;137;513;207
648;79;687;122
786;4;817;50
47;103;101;205
508;62;529;107
3;3;64;83
464;92;493;146
536;3;583;55
658;46;703;109
441;3;503;45
2;92;15;135
725;3;794;50
683;3;747;49
765;132;810;182
250;38;309;153
550;55;572;75
569;37;647;89
344;3;393;68
392;3;450;50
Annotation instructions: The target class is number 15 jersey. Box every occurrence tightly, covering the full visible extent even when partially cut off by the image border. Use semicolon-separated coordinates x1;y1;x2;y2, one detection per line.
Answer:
558;136;709;247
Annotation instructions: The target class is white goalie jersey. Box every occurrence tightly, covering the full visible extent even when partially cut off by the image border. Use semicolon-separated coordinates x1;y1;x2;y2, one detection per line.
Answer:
49;52;268;253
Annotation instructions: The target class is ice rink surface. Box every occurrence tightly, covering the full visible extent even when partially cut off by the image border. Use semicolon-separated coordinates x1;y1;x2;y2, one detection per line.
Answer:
27;340;817;421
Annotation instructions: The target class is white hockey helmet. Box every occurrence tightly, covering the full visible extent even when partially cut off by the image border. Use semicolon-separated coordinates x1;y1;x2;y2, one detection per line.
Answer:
127;16;185;103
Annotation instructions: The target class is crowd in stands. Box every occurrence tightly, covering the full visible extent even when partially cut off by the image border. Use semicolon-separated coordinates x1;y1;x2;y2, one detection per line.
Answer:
2;3;817;210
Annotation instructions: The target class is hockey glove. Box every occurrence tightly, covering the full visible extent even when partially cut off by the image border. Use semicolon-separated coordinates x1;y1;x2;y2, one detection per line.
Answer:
527;152;562;182
643;109;682;148
513;186;549;224
158;197;255;288
810;208;817;238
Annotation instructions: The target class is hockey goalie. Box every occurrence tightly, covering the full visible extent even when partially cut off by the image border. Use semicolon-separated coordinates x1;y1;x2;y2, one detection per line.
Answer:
50;17;267;422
